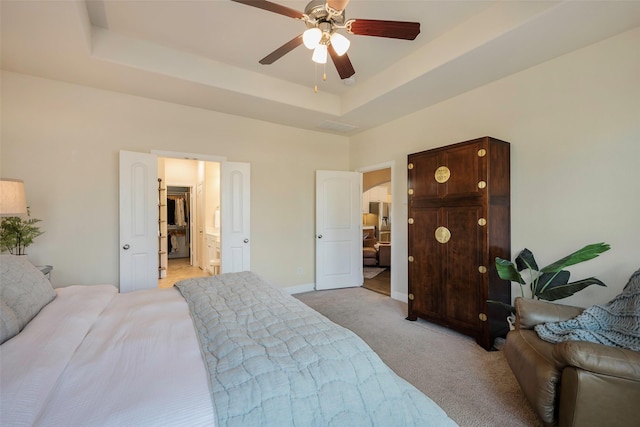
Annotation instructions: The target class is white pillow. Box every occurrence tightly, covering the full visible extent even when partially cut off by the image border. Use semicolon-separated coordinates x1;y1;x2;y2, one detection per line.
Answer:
0;254;56;344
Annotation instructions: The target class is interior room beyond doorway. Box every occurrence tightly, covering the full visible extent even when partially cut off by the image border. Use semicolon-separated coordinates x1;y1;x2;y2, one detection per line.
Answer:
157;157;220;288
362;167;392;296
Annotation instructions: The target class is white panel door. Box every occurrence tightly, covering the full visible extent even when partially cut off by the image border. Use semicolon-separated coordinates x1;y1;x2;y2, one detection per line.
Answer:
315;170;362;290
119;151;158;293
221;161;250;273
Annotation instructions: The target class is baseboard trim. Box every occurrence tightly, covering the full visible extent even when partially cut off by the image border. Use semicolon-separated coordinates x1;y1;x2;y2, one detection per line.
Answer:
391;290;408;303
284;283;315;295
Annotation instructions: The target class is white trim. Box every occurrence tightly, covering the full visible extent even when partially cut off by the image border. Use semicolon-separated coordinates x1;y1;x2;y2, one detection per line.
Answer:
151;150;227;162
391;290;408;303
357;160;394;174
284;283;316;295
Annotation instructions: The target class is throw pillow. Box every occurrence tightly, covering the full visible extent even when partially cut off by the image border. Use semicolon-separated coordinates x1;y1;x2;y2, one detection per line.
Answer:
0;254;56;344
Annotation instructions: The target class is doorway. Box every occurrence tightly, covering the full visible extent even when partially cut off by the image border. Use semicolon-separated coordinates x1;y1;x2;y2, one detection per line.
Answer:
361;166;392;296
119;150;250;293
157;157;220;288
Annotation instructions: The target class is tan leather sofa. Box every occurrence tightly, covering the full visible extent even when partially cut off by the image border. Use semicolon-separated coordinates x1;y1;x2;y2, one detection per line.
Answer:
363;231;378;266
504;297;640;427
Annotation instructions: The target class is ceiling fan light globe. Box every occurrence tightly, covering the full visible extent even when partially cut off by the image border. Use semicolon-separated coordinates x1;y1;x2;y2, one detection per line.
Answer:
303;28;322;49
330;32;350;56
312;44;328;64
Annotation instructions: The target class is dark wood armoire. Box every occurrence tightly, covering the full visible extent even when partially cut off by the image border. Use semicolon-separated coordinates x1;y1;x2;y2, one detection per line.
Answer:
407;136;511;350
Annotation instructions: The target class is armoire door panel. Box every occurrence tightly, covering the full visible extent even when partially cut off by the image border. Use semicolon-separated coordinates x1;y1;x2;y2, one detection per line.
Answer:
443;206;484;330
408;207;442;318
441;142;484;198
408;151;440;199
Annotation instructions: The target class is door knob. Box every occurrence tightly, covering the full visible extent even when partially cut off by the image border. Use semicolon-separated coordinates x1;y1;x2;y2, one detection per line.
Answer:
317;234;323;239
244;239;249;243
123;244;130;250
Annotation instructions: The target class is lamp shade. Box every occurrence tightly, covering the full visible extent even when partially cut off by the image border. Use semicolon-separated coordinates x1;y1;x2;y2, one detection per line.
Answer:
0;179;28;216
330;32;350;56
312;44;328;64
303;28;322;49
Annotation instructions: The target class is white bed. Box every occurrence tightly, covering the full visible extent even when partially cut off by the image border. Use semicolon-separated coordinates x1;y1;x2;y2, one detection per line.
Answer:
1;255;457;426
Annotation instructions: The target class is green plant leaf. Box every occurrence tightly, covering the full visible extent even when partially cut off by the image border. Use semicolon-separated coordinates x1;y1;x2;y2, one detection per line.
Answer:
495;258;525;284
538;277;606;301
540;243;611;273
535;270;570;296
515;248;538;272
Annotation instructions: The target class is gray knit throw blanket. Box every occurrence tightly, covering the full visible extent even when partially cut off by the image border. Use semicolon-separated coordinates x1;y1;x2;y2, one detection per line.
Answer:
535;268;640;351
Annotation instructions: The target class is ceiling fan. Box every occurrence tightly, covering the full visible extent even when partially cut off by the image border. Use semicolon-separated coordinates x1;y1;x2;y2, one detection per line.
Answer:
231;0;420;82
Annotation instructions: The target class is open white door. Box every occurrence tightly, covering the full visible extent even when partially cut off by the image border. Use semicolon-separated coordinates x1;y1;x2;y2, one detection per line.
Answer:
221;161;250;273
315;170;362;290
119;151;158;293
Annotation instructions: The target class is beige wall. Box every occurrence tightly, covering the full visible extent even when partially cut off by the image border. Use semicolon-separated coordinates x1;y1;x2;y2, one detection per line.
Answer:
350;27;640;307
0;72;349;288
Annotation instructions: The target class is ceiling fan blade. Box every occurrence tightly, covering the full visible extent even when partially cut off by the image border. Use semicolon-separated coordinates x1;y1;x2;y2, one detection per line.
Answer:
259;35;303;65
328;44;355;79
326;0;350;13
347;19;420;40
231;0;304;19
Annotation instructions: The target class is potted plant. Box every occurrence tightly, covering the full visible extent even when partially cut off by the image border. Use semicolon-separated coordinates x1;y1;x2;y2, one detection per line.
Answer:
0;211;44;255
490;242;611;324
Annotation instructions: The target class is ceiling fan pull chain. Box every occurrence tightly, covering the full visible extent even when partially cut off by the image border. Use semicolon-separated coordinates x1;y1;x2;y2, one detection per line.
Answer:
323;63;327;82
314;63;318;93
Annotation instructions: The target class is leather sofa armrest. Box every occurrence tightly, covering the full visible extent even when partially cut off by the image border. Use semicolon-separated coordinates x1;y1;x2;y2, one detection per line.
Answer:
553;341;640;381
514;297;585;330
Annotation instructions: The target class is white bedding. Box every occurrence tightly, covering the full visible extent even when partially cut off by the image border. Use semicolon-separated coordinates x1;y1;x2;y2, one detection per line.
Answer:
1;285;215;426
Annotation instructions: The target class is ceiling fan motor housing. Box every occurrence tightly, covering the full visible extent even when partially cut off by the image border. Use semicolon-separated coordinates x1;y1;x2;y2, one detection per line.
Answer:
304;0;346;29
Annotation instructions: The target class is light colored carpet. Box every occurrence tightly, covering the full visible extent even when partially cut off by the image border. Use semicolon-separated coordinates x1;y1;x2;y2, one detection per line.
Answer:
363;266;386;279
295;287;543;427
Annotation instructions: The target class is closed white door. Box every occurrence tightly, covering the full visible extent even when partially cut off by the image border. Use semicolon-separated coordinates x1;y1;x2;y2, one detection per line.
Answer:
315;170;362;290
220;161;250;273
119;151;158;293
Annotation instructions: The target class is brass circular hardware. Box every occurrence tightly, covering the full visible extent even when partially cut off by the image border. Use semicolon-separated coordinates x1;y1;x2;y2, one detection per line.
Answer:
478;181;486;189
408;218;414;225
478;218;487;226
408;163;414;170
478;149;487;157
408;256;414;262
434;166;451;183
435;226;451;244
408;293;415;301
408;188;414;195
479;313;488;322
478;266;487;274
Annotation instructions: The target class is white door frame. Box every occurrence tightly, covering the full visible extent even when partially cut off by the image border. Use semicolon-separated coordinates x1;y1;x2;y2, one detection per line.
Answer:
357;161;396;299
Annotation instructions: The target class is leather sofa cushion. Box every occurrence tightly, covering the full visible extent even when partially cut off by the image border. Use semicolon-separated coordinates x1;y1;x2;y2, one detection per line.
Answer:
553;341;640;381
515;298;584;330
505;329;564;425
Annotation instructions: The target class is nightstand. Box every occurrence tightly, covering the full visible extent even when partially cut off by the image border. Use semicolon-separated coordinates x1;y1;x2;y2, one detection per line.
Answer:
37;265;53;280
